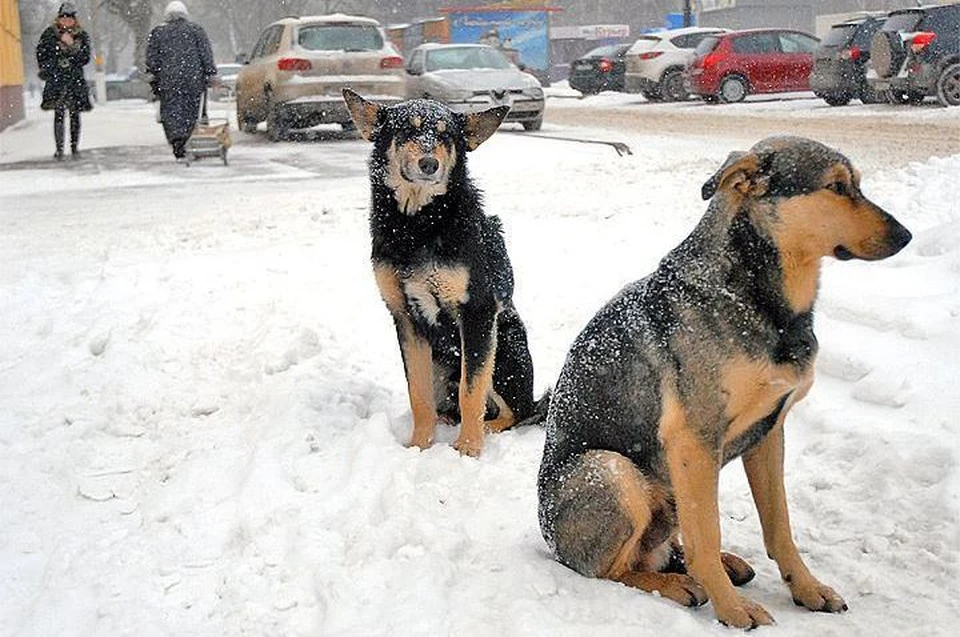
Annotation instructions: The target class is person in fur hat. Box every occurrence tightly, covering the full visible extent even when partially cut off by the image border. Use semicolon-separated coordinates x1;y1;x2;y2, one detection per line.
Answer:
36;3;92;160
145;1;218;160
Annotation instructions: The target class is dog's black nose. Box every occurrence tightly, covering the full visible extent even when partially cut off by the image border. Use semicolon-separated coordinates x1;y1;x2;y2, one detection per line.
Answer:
418;156;439;175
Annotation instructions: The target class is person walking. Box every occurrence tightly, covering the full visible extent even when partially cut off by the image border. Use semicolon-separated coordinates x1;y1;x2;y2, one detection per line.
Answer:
145;1;217;160
36;3;92;160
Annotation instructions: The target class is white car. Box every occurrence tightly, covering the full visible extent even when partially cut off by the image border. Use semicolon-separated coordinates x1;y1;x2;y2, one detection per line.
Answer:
405;43;545;131
625;27;728;101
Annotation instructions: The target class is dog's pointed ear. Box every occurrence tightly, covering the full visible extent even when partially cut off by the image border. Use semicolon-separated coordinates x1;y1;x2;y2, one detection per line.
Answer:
701;151;767;200
463;105;510;151
342;88;382;141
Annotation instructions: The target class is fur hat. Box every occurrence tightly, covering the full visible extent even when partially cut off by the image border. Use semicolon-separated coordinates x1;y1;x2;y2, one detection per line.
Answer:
164;1;189;18
57;2;77;17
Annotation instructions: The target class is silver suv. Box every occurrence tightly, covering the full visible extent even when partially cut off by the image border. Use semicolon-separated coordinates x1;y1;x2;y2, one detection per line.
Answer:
624;27;727;101
236;14;405;140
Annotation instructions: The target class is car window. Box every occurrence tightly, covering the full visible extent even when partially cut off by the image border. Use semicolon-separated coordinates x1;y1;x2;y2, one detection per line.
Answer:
851;19;883;48
254;25;283;58
407;49;424;73
251;27;273;59
732;33;778;54
883;11;922;32
672;32;714;49
779;32;818;53
822;24;858;47
921;8;960;33
694;35;721;56
217;64;242;75
425;47;512;72
298;24;384;51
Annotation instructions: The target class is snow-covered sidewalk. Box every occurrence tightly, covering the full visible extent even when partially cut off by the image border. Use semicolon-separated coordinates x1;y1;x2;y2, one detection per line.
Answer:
1;100;957;636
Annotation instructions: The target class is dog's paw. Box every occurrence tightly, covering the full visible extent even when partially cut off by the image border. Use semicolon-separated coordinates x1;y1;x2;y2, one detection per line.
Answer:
721;552;756;587
656;573;708;607
790;579;847;613
714;595;775;630
453;436;483;458
406;436;433;451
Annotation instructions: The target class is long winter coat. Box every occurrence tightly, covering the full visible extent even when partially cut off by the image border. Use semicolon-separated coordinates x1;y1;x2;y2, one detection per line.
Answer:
145;16;216;141
37;24;93;112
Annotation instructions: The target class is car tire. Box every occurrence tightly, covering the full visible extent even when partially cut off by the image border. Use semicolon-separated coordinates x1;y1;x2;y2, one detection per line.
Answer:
236;96;258;134
936;63;960;107
660;68;689;102
522;116;543;131
859;83;880;104
265;93;287;142
640;88;663;102
823;93;852;107
719;75;748;103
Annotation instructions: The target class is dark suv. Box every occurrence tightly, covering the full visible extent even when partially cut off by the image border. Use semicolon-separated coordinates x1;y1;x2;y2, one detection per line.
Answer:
868;4;960;107
809;14;886;106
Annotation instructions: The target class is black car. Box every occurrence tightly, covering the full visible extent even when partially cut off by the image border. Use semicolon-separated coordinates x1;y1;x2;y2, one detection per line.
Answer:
809;14;885;106
869;3;960;106
568;43;631;95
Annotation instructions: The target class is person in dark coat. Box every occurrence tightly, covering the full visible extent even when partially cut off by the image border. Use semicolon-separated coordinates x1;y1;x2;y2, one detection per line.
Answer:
145;1;217;160
36;3;92;160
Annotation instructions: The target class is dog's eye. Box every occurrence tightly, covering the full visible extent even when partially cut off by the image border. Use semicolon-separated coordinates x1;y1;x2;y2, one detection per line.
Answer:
826;181;849;196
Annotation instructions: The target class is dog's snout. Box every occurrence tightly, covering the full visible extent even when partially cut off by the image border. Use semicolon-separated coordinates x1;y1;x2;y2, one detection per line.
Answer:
418;156;440;175
887;221;912;254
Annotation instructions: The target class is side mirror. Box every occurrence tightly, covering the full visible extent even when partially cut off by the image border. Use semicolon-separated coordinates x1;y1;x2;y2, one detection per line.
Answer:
406;66;422;76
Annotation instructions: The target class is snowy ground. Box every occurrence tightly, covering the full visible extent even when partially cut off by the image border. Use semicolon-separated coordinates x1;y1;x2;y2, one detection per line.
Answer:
1;96;958;637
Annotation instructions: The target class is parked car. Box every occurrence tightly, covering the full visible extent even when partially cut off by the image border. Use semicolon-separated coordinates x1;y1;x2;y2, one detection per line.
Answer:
90;66;153;101
624;27;728;101
567;43;631;95
405;43;545;131
688;28;820;103
236;14;405;141
809;13;886;106
213;62;242;100
868;4;960;107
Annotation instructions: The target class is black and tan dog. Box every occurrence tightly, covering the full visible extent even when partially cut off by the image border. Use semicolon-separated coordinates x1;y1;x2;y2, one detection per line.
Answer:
537;136;912;627
343;89;546;457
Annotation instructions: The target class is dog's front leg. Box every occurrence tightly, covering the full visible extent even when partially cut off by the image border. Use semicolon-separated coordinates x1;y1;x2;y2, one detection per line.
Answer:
662;397;774;628
743;421;847;614
396;321;438;450
454;301;498;457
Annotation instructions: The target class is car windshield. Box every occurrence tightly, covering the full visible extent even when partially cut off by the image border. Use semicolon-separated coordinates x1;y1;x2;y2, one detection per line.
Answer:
583;44;622;58
883;12;922;32
298;24;384;51
822;24;858;47
425;47;512;72
694;36;720;56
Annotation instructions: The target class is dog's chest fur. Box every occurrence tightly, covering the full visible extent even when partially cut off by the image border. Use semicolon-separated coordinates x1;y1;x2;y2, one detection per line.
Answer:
399;263;470;325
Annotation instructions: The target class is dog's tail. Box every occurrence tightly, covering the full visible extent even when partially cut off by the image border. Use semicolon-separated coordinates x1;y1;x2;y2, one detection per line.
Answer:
515;388;552;428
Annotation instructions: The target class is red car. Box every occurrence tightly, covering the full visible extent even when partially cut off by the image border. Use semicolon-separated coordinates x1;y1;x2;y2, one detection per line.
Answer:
688;28;820;103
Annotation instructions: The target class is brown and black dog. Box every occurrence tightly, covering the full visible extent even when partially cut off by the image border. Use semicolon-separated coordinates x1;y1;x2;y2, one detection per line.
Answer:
343;89;547;457
537;136;912;627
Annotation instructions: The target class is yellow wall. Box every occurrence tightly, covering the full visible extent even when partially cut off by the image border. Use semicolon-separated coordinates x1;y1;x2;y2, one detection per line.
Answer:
0;0;24;87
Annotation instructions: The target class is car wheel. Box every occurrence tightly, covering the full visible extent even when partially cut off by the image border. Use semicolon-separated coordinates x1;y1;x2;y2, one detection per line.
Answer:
340;120;357;132
719;75;748;103
859;83;880;104
936;63;960;107
236;96;258;133
265;93;287;142
640;87;663;102
823;93;852;107
660;69;689;102
522;116;543;131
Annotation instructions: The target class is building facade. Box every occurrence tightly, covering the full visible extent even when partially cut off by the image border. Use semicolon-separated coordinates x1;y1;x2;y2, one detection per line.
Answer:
0;0;24;131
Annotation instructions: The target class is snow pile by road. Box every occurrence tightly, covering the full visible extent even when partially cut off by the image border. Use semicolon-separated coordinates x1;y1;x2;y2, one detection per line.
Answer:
0;100;957;636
